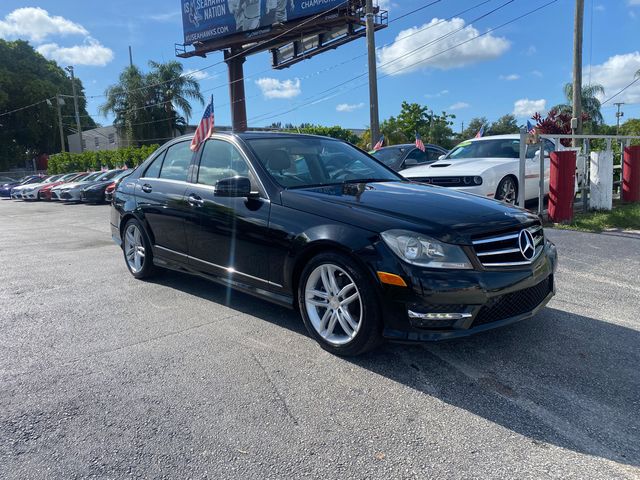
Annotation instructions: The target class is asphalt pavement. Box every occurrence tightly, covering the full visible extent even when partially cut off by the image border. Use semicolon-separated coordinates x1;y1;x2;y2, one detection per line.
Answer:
0;199;639;479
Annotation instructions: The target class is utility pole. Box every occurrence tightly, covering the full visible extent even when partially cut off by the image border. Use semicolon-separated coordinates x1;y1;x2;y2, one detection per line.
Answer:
56;95;66;152
571;0;584;147
365;0;380;149
128;46;133;67
65;65;83;152
614;102;624;135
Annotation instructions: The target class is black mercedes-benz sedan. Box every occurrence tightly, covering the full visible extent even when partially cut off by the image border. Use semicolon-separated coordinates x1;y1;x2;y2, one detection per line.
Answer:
110;132;557;356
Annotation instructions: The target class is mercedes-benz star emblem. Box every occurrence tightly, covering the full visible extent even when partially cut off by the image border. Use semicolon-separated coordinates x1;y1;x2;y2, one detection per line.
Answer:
518;229;536;260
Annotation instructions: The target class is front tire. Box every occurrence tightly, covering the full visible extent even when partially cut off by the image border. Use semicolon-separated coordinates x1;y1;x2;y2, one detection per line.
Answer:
297;252;383;356
495;176;518;204
122;219;157;279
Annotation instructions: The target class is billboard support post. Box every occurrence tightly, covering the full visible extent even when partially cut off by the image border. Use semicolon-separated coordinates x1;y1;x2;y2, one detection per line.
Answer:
225;48;247;132
366;0;380;148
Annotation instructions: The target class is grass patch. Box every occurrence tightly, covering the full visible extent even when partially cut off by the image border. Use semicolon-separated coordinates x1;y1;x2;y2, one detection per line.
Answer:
551;202;640;233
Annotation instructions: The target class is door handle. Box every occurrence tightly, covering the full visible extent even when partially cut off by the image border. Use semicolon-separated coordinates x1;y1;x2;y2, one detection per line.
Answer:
188;194;204;207
141;183;152;193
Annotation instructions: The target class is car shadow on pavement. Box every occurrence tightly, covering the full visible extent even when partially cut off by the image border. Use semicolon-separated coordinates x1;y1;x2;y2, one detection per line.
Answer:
149;270;640;467
349;307;640;468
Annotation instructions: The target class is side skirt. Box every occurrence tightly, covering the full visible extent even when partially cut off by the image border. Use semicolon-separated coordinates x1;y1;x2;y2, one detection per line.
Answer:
153;253;295;310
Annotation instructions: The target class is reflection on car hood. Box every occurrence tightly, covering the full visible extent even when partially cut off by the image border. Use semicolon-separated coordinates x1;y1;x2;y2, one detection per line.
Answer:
281;181;538;244
401;157;516;177
52;180;95;190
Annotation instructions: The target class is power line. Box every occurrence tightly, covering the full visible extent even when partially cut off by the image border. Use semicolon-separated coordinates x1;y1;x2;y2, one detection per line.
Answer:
601;76;640;105
250;0;559;124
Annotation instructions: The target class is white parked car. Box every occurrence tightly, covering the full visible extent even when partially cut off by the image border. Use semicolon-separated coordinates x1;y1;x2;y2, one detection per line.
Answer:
400;134;555;204
10;176;53;199
21;173;79;200
50;171;107;201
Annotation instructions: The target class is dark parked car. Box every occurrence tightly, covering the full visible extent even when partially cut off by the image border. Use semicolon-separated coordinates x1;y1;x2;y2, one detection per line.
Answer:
111;133;557;356
0;175;43;198
80;169;129;203
372;143;447;171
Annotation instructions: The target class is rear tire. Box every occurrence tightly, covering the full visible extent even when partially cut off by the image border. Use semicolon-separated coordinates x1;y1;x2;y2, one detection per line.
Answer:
297;251;383;356
122;219;157;279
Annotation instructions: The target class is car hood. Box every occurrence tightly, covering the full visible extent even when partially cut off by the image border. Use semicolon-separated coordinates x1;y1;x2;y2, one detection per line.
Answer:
53;180;94;190
81;180;111;190
280;181;539;244
401;157;515;177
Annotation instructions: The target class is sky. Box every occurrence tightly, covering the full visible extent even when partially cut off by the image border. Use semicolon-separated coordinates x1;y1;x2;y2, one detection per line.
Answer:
1;0;640;134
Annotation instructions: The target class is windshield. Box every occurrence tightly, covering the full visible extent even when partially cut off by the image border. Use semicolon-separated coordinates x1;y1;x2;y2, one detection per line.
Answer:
96;170;122;181
447;139;536;159
371;147;408;166
82;172;103;182
246;137;400;189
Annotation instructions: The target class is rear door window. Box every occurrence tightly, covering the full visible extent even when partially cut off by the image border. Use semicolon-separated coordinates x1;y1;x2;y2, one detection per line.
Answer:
158;142;192;182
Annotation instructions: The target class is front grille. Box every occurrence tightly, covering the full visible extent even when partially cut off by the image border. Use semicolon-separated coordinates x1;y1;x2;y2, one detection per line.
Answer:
472;224;544;267
473;276;553;327
412;176;467;187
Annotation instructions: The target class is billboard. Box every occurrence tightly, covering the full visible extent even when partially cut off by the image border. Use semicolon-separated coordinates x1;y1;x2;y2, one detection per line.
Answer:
181;0;347;45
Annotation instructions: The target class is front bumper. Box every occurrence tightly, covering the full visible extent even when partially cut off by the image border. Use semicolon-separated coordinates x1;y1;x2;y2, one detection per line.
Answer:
58;189;82;202
80;189;104;203
379;242;558;341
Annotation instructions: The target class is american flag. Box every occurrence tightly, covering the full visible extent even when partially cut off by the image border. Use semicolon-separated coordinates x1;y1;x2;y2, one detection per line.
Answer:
475;124;485;138
190;96;215;152
373;135;385;151
527;120;536;134
415;132;425;152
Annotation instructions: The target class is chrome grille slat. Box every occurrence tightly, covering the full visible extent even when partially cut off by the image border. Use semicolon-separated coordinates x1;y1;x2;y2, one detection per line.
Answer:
472;225;545;268
472;233;519;245
476;248;521;257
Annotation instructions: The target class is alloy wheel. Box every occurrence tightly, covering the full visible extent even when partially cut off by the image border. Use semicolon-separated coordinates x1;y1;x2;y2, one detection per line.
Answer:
304;263;363;346
124;224;146;273
498;178;517;204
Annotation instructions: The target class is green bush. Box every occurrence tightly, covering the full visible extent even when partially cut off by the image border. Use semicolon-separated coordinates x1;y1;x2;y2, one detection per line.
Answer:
48;144;159;174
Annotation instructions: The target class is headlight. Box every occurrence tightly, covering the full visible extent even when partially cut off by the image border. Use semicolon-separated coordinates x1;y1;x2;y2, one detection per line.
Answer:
462;176;483;185
381;230;472;269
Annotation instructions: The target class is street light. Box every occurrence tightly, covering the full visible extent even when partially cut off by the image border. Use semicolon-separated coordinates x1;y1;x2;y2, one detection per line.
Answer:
65;65;83;152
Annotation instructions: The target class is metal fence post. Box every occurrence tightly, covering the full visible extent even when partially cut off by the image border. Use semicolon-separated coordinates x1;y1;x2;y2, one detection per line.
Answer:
582;138;589;212
538;137;545;215
518;128;527;208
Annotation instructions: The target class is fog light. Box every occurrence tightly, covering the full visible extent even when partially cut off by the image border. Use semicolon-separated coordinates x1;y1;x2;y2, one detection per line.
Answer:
408;311;472;320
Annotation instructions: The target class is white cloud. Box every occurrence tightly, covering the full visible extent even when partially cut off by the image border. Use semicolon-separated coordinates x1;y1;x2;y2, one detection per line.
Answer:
449;102;470;110
185;69;217;81
588;51;640;104
255;77;301;99
36;38;114;66
336;102;364;112
0;7;87;43
150;11;181;22
629;0;640;5
377;18;510;75
500;74;520;81
526;45;537;56
425;89;449;99
594;4;605;11
513;98;547;118
531;70;543;77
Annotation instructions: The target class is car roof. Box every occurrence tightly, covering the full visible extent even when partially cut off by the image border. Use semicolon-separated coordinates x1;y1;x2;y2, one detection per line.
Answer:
170;131;345;143
464;134;520;142
376;143;445;150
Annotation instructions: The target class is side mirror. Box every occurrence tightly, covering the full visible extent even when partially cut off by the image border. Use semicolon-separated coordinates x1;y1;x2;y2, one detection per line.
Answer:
404;158;419;167
438;154;446;160
214;176;252;197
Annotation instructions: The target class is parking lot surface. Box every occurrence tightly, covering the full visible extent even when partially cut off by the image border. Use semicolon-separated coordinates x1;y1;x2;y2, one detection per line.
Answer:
1;200;639;479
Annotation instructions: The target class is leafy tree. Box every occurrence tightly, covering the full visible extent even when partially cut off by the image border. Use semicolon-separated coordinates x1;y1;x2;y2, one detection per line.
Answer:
457;117;488;142
620;118;640;146
0;39;96;170
294;123;360;144
489;114;519;135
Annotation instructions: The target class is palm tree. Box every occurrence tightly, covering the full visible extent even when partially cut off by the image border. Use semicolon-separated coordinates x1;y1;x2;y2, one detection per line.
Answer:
552;83;605;132
100;66;154;145
147;60;204;139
